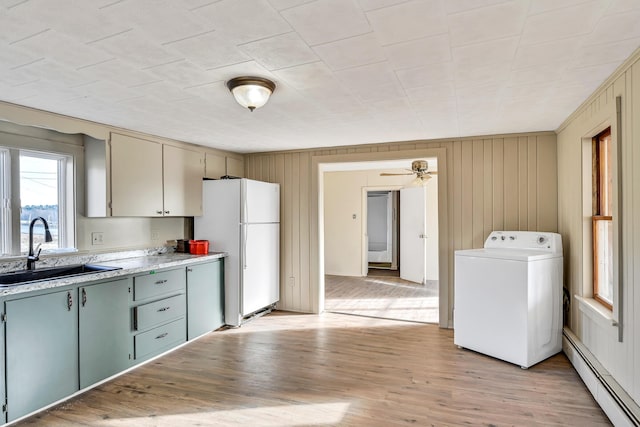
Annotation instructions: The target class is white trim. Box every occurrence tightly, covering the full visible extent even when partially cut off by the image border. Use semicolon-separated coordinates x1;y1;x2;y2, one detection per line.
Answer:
361;186;403;276
563;329;639;426
580;120;621;328
0;147;76;257
575;295;615;329
314;147;450;327
0;148;11;255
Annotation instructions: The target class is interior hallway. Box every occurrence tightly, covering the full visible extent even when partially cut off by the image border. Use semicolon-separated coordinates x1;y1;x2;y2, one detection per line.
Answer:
325;273;439;323
14;311;609;426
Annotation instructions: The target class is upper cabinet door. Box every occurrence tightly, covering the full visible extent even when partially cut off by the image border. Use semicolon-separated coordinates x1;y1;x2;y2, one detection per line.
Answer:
164;145;204;216
204;153;226;179
111;133;164;216
226;156;244;178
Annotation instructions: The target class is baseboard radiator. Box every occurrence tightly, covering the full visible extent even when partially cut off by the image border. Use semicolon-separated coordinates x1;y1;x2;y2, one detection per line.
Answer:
563;328;640;426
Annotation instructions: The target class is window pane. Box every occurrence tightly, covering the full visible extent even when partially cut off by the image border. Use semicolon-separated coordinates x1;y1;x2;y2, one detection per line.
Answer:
594;218;613;305
20;155;59;253
599;132;612;215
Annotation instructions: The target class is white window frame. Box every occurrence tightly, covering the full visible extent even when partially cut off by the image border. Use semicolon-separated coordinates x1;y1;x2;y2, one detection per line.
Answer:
591;128;613;310
0;147;76;257
0;148;12;253
580;123;620;317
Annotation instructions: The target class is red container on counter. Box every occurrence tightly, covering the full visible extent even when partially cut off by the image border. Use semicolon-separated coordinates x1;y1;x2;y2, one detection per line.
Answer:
189;240;209;255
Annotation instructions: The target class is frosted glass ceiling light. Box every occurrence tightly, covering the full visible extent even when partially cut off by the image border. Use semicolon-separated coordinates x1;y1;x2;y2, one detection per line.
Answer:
409;174;431;187
226;76;276;112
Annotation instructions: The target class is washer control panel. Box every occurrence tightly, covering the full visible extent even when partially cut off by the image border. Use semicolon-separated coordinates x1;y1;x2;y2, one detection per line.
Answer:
484;231;562;253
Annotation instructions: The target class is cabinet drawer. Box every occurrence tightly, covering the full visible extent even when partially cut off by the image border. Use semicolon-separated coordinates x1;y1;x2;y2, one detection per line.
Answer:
134;268;185;301
134;294;186;331
134;317;186;360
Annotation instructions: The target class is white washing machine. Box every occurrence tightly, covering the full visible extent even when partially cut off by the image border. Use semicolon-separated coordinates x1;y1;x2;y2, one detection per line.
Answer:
454;231;563;369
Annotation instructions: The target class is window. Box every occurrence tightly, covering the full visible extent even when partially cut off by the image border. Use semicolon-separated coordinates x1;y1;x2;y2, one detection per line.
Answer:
592;128;613;309
0;147;74;257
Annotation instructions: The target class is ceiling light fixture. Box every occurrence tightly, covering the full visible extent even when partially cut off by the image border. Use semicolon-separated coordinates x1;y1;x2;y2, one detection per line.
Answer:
226;76;276;112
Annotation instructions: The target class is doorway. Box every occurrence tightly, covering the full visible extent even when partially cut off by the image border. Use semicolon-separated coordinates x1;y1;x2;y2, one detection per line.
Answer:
323;159;439;324
366;190;399;274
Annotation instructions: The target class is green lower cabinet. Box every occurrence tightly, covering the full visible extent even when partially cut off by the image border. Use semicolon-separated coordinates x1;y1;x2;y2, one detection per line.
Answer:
79;278;133;389
5;289;79;422
1;258;226;422
134;317;186;360
187;260;224;340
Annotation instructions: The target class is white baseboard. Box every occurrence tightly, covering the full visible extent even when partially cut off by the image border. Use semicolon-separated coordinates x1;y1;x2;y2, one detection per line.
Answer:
563;329;639;426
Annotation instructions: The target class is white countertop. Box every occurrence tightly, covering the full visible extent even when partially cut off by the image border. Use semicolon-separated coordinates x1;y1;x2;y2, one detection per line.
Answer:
0;252;226;297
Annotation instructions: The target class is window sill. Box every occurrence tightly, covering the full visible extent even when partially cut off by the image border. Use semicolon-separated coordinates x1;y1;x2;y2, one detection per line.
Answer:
575;295;615;328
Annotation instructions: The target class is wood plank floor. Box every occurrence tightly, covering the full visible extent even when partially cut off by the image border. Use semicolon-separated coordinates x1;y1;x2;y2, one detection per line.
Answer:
15;312;610;426
325;274;439;323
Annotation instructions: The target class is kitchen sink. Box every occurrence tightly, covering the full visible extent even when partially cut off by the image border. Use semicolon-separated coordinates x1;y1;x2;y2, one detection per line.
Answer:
0;264;122;287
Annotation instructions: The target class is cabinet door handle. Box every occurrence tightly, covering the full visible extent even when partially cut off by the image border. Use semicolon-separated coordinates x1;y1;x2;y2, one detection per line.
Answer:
155;279;168;285
155;332;168;340
157;306;170;312
81;288;87;307
156;210;163;215
67;292;73;311
164;210;170;215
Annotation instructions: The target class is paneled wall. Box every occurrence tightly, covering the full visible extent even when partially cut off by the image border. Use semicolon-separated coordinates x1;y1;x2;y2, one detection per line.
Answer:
557;52;640;405
245;131;557;327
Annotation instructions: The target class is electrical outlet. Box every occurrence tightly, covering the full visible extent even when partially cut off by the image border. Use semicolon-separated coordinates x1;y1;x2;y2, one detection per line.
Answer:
151;230;160;240
91;232;104;245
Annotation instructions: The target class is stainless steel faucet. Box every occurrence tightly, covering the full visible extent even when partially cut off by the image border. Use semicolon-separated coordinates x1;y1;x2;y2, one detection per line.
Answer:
26;217;53;270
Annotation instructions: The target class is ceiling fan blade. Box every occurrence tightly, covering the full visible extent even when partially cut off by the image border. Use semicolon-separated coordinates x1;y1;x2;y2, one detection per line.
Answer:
380;172;414;176
428;171;438;175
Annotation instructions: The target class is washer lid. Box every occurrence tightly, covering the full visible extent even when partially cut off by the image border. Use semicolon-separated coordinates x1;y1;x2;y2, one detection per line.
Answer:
455;248;562;261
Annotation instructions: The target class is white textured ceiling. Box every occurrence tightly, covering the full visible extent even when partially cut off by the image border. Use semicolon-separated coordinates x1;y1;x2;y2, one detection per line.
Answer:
1;0;640;153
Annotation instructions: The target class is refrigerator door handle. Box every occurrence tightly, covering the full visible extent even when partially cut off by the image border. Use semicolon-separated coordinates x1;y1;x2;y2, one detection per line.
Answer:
242;224;248;270
242;179;248;223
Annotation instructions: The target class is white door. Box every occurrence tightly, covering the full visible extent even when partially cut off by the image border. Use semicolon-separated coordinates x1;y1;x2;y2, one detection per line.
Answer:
400;186;426;284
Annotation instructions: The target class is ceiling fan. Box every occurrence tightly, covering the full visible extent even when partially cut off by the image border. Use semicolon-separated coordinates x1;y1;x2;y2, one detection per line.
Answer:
380;160;437;185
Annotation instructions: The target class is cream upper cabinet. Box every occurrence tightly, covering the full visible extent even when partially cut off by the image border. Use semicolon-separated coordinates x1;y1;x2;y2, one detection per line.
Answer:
111;133;164;217
110;133;204;217
205;153;244;179
226;156;244;178
164;145;204;216
204;153;226;179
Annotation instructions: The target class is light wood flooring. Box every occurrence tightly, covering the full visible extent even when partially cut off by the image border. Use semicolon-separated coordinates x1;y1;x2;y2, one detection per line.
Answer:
325;274;439;324
15;311;610;426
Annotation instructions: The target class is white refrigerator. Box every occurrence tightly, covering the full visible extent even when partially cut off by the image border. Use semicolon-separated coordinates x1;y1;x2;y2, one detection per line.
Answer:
195;178;280;327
